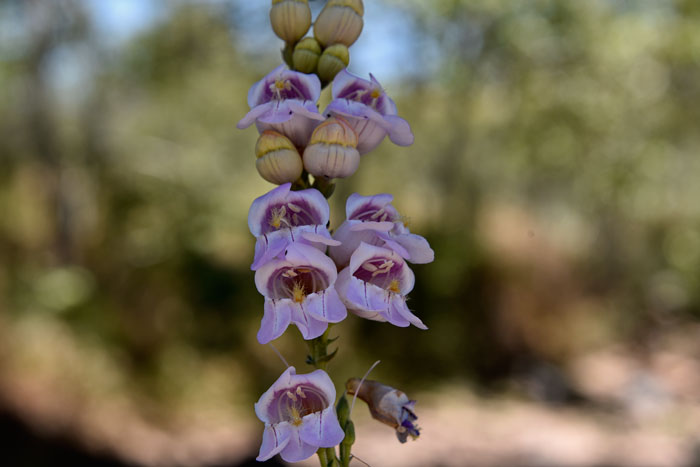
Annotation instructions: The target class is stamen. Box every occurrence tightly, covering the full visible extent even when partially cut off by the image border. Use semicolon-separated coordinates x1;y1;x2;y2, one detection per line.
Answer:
286;390;297;402
370;208;385;220
292;213;301;225
287;202;302;213
296;386;306;398
362;263;378;272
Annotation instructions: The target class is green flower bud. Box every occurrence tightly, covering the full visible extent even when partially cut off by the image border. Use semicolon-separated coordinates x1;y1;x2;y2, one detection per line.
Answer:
292;37;321;74
336;393;350;427
255;130;303;185
314;0;364;47
317;44;349;84
303;116;359;179
270;0;312;43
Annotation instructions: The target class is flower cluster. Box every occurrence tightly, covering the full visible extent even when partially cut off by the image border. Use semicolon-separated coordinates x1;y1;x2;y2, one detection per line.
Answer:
238;2;432;464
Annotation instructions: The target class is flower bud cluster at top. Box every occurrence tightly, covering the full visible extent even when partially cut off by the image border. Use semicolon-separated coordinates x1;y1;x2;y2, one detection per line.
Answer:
238;2;431;465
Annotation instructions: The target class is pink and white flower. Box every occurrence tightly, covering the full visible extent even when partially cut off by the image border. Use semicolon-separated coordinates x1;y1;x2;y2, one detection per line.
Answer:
329;193;434;268
336;243;427;329
256;366;345;463
237;65;324;148
248;183;339;271
324;70;413;154
255;243;347;344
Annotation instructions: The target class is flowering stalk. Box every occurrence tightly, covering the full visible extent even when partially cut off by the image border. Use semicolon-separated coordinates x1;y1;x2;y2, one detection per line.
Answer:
240;3;431;466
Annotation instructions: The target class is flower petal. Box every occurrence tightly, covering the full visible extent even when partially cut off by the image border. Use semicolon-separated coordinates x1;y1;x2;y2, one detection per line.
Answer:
291;302;328;340
288;99;325;121
299;407;345;448
391;296;427;330
237;102;274;129
300;229;341;246
305;289;347;323
256;423;292;462
385;114;414;146
257;299;293;344
280;427;318;463
251;232;289;271
393;233;435;264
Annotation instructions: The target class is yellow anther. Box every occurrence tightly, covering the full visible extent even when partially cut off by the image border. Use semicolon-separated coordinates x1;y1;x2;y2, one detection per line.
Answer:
388;279;401;294
370;88;381;99
275;79;286;90
296;386;306;398
286;390;298;402
287;202;302;213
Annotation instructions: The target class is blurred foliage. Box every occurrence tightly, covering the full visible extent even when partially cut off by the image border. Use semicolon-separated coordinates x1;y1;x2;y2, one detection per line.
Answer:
1;0;700;421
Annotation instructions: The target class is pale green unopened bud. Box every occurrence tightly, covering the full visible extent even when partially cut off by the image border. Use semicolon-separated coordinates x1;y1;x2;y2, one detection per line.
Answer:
303;116;359;179
292;37;321;74
255;130;303;185
314;0;364;47
317;44;349;84
270;0;312;43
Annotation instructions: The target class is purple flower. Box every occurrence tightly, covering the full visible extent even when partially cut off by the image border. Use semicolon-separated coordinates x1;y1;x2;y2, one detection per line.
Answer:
329;193;434;268
248;183;339;271
238;65;324;148
324;70;413;154
256;367;345;462
336;242;427;329
255;242;347;344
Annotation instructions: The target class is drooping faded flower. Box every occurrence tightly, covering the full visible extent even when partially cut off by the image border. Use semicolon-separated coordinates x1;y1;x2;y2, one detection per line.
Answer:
346;378;420;443
335;242;427;329
238;65;324;148
256;367;345;462
324;69;413;154
248;182;339;271
255;242;347;344
329;193;434;268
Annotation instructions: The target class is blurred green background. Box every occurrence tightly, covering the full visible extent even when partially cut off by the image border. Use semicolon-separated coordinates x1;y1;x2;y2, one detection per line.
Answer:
1;0;700;466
